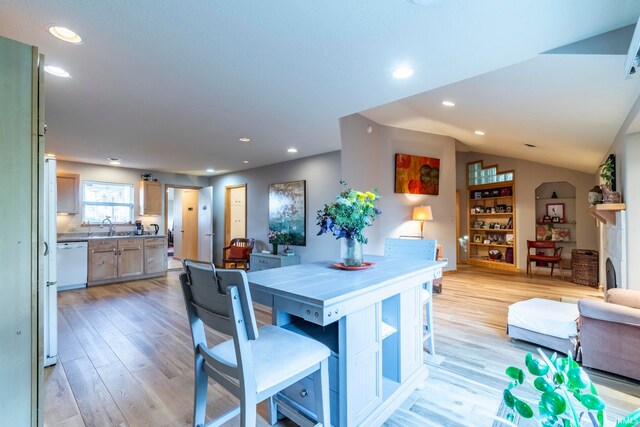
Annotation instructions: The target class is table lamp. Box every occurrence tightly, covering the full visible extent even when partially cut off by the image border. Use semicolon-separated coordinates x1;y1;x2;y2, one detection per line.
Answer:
412;206;433;239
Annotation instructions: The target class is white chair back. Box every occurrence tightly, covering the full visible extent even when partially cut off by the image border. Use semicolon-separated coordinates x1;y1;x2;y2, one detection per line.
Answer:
180;260;259;395
384;238;437;261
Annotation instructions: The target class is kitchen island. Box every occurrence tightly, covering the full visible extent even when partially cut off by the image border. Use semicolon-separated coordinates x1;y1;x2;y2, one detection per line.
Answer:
247;255;445;427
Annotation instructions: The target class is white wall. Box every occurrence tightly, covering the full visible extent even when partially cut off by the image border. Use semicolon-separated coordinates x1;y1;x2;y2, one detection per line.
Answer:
456;151;598;270
56;160;208;235
623;133;640;290
340;114;458;269
209;152;342;266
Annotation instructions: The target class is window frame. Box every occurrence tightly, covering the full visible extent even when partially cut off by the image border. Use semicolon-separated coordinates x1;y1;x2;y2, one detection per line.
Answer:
81;180;135;225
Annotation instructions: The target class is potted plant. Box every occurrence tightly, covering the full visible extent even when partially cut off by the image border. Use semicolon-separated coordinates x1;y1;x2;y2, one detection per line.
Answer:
267;230;283;255
599;157;621;203
316;181;381;267
499;349;640;426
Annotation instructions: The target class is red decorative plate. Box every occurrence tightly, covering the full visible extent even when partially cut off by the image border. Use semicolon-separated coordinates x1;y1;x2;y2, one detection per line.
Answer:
333;262;375;271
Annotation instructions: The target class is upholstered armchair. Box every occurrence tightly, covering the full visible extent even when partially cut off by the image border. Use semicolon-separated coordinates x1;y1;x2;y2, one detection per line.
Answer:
578;289;640;381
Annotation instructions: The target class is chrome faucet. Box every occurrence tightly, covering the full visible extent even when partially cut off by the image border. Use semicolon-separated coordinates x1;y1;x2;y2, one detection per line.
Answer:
101;217;115;237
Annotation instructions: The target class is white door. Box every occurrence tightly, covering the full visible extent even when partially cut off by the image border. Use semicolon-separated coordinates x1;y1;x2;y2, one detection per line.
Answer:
198;186;214;262
173;189;183;259
44;157;58;366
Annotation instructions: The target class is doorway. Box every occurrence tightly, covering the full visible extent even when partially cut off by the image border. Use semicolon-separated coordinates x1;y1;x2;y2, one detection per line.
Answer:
224;184;247;246
165;184;200;268
165;184;215;268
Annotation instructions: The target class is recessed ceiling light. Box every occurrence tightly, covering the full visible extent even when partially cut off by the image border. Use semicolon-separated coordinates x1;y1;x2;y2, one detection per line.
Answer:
239;137;251;143
287;148;298;153
44;65;71;78
442;101;455;107
474;130;485;136
206;168;215;173
47;26;82;44
107;157;121;165
524;143;537;148
392;66;414;79
242;160;250;164
45;153;56;158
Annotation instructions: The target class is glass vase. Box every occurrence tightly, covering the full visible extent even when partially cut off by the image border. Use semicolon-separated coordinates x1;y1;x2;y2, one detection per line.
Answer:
341;237;363;267
272;243;278;255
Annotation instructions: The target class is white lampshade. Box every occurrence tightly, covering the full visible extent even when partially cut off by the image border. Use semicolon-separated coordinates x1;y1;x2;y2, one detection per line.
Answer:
412;206;433;221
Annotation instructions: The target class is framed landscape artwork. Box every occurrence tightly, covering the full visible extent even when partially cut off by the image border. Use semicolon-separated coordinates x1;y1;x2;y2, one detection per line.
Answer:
268;180;306;246
394;153;440;195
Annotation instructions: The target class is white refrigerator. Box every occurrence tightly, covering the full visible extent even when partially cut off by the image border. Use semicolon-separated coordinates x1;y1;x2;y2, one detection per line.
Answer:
44;157;58;367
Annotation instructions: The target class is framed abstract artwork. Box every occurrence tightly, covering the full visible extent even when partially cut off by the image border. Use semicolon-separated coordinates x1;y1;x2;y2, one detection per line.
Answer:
546;203;565;221
268;180;306;246
394;153;440;195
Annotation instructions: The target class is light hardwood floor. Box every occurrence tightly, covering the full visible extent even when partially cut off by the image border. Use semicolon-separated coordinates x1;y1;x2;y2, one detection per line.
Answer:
45;265;640;427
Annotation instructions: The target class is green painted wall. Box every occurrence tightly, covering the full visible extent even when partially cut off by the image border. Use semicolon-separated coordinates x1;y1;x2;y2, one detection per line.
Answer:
0;35;38;426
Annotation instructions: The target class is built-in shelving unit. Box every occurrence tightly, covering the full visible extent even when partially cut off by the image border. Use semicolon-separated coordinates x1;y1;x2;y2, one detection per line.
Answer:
466;161;517;271
534;182;576;268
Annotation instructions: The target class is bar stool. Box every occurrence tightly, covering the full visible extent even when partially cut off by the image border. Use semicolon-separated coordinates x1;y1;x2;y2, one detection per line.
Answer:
179;260;331;427
383;238;437;355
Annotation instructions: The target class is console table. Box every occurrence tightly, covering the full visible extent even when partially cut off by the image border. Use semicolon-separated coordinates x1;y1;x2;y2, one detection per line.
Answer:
247;255;445;426
250;253;300;271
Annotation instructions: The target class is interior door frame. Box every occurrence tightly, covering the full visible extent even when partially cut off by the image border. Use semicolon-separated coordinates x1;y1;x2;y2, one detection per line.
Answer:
224;184;247;246
163;184;201;234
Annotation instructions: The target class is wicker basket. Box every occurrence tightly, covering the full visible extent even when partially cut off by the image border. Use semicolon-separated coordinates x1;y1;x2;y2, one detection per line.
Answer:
571;249;599;287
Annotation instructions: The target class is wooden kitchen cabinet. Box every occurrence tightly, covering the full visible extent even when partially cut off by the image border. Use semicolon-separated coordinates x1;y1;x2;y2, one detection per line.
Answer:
144;237;167;274
88;236;167;286
117;238;144;277
88;240;118;282
57;172;80;214
139;179;162;215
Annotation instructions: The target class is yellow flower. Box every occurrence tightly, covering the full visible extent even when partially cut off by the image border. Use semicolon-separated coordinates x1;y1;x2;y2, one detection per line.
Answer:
366;191;376;200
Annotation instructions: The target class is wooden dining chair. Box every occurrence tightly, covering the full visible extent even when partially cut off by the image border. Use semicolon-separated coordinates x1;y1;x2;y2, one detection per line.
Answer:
384;238;438;355
222;238;255;270
179;260;331;427
526;240;565;279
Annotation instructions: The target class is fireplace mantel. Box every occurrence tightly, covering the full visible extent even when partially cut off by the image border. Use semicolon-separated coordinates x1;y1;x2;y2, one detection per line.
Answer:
588;203;626;225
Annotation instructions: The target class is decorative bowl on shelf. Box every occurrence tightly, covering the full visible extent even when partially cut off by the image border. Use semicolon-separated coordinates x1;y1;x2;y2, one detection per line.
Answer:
488;249;502;260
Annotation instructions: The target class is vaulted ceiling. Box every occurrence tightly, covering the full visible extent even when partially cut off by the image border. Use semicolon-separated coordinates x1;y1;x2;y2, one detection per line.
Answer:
1;1;639;175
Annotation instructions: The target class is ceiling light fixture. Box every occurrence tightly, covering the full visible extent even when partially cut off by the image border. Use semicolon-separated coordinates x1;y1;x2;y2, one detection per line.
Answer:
392;66;414;79
47;26;82;44
524;143;537;148
442;101;455;107
474;130;485;136
45;153;56;158
242;160;250;164
287;148;298;153
239;137;251;142
206;168;215;173
44;65;71;78
107;157;121;165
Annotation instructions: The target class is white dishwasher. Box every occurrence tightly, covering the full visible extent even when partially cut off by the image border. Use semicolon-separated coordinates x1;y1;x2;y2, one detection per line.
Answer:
57;241;88;290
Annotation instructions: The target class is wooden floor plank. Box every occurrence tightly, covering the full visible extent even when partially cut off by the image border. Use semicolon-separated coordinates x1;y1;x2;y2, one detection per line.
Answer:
48;265;640;427
56;312;86;364
72;327;120;369
63;357;127;426
96;361;176;427
43;362;81;426
47;414;86;427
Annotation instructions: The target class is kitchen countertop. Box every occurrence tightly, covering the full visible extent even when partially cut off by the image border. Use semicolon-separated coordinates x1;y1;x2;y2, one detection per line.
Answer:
57;233;166;243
